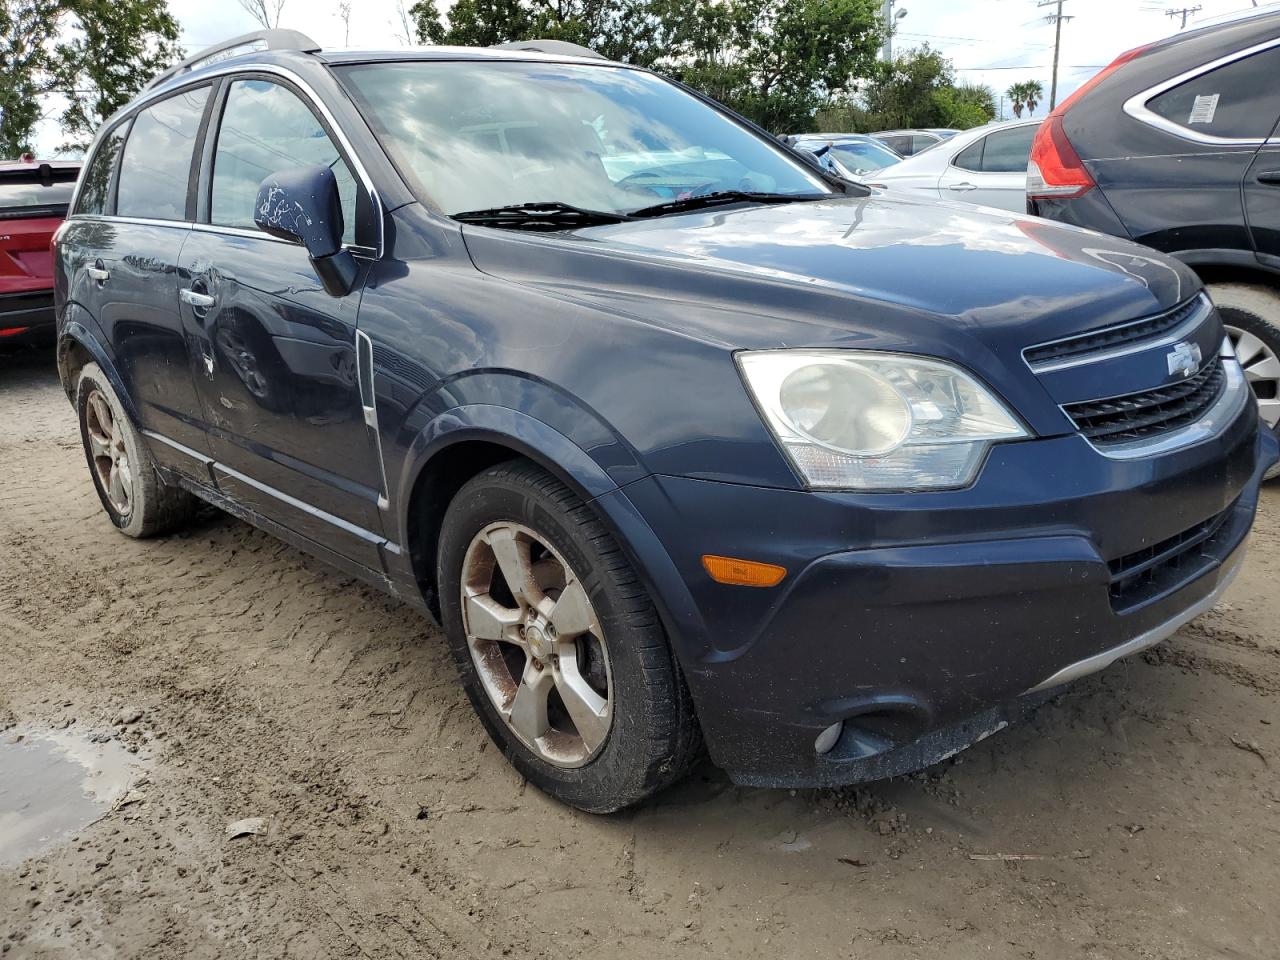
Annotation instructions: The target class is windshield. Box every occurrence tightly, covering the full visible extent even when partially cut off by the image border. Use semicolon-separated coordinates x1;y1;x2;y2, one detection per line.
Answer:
815;140;901;176
336;61;831;217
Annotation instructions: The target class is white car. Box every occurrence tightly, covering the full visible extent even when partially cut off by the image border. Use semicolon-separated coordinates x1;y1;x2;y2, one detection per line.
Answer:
870;119;1042;213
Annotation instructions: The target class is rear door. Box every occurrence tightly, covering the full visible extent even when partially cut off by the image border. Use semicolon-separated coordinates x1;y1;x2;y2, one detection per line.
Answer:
60;85;215;468
180;75;386;568
1244;116;1280;268
938;124;1039;212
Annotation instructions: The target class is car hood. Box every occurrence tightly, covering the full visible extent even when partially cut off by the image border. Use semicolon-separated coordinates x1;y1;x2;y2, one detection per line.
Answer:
463;194;1199;350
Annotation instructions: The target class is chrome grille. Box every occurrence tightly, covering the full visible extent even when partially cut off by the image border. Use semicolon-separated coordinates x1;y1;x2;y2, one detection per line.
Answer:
1024;295;1208;370
1062;357;1226;445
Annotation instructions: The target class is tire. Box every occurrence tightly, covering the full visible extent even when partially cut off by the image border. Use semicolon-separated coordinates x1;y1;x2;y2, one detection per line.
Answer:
1209;282;1280;480
437;459;702;813
75;362;198;537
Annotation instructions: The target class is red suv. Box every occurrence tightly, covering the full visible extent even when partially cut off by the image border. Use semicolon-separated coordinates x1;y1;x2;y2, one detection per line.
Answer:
1;157;80;346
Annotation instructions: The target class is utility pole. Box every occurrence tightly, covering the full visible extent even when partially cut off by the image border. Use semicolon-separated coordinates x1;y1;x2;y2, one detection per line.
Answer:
1038;0;1073;112
881;0;907;63
1165;5;1201;29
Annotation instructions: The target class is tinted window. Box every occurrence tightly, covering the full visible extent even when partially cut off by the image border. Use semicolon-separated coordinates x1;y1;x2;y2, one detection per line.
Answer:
211;79;358;245
978;125;1037;172
911;134;939;154
337;62;829;217
1149;47;1280;139
0;171;77;215
953;138;985;172
76;123;128;216
881;135;911;154
117;87;209;220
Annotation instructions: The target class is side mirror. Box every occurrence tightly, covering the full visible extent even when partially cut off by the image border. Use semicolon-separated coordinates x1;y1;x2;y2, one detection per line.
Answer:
254;165;357;297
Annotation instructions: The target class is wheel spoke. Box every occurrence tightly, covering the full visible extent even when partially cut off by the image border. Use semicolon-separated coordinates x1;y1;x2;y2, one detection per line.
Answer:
464;593;523;643
507;662;553;743
1243;354;1280;384
89;394;113;436
1232;331;1266;368
554;653;610;753
86;429;110;460
1256;397;1280;428
486;526;542;608
108;465;127;508
548;578;595;638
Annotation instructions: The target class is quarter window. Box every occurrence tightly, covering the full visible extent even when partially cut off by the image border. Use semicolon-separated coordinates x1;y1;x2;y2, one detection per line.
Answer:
1148;47;1280;140
210;79;357;246
76;122;129;216
116;87;210;220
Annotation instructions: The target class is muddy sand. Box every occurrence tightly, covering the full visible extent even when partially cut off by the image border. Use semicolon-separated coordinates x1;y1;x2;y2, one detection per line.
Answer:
2;349;1277;959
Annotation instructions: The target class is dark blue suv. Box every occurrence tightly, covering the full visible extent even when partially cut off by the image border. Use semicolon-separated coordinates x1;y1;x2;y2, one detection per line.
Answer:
53;30;1277;812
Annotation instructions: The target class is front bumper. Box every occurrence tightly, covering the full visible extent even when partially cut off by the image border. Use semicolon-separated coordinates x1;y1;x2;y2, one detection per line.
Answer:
611;401;1275;788
0;289;56;343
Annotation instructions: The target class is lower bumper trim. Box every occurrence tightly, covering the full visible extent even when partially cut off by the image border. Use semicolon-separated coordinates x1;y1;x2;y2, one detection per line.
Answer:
1026;542;1245;694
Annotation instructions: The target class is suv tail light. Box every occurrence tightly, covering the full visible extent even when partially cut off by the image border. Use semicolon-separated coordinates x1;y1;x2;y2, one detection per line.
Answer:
1027;116;1094;199
1026;43;1152;201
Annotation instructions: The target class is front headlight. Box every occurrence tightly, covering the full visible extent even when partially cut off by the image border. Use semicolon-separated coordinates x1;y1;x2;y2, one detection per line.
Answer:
737;350;1028;490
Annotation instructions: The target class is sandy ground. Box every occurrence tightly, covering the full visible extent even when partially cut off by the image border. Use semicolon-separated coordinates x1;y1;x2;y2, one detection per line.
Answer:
0;347;1277;960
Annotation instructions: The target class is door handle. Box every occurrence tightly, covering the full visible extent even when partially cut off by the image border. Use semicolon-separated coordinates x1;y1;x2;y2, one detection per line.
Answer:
1256;170;1280;186
947;182;977;192
180;287;216;309
86;263;109;283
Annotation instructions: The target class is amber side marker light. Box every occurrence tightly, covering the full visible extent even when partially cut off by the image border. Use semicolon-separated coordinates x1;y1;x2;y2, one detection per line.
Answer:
702;554;787;588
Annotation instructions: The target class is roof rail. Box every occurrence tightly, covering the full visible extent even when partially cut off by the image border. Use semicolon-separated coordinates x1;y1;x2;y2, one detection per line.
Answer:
145;29;321;91
490;39;606;60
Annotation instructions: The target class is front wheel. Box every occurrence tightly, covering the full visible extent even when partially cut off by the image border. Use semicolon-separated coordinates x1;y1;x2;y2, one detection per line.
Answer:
1210;283;1280;480
437;460;701;813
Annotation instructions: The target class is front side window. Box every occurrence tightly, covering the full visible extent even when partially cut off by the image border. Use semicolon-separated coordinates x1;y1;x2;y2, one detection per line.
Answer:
76;123;129;216
336;61;830;217
116;87;209;221
210;79;357;245
1148;47;1280;139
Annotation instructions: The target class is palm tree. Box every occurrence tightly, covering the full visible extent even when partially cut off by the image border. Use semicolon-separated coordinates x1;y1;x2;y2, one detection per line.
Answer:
1007;80;1047;118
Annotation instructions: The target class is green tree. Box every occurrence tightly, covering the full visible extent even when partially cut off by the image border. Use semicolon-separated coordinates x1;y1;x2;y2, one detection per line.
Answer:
934;81;995;128
1006;79;1044;119
411;0;884;133
50;0;183;151
0;0;62;157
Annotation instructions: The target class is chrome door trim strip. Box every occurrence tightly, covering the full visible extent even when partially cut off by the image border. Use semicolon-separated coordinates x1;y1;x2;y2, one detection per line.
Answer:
1122;35;1280;148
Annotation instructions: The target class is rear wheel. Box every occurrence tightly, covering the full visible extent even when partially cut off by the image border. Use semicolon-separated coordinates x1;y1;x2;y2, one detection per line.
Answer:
75;362;198;537
437;459;701;812
1209;283;1280;479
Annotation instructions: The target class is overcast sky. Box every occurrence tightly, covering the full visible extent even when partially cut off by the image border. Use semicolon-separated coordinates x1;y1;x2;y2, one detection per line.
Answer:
32;0;1275;153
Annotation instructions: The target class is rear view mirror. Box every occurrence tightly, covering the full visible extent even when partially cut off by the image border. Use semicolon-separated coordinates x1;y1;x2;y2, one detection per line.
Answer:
254;165;357;297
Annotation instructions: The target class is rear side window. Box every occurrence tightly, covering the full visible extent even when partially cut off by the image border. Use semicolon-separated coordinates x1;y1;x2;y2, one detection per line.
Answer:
0;170;77;217
76;123;129;216
911;134;939;154
880;135;910;154
210;79;357;245
1148;47;1280;139
116;86;210;221
979;125;1037;172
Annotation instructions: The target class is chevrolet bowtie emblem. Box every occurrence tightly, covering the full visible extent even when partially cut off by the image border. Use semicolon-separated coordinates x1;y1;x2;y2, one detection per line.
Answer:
1166;341;1202;379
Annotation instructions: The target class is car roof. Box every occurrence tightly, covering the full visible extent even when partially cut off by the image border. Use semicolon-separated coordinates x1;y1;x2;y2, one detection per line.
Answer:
0;159;80;173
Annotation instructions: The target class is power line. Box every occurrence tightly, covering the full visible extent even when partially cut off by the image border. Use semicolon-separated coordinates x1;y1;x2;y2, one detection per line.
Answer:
1037;0;1074;111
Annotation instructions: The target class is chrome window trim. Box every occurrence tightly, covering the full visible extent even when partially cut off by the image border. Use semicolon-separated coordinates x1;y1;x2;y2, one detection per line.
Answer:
68;61;385;256
1025;293;1213;374
1072;339;1250;460
1122;35;1280;147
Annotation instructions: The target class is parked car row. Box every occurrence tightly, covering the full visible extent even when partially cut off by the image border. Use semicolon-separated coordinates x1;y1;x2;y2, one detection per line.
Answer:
30;20;1280;813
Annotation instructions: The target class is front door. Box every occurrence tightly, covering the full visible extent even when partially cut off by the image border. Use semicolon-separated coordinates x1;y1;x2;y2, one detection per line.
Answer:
182;75;385;569
1244;115;1280;268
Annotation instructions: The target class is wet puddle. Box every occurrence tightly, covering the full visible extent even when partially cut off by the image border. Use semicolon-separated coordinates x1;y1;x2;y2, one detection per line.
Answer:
0;728;141;867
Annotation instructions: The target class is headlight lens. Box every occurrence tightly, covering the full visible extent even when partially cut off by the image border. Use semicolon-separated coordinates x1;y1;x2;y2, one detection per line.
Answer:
738;350;1028;490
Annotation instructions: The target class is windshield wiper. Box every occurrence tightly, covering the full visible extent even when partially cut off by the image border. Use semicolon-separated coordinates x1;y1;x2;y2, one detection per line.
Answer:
627;190;829;220
452;201;634;230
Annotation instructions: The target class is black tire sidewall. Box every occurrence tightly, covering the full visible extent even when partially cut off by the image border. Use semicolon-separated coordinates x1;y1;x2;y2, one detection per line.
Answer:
438;468;671;812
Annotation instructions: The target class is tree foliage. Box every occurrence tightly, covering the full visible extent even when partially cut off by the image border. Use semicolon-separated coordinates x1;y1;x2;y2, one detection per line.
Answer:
816;45;994;133
1005;79;1044;119
0;0;182;158
409;0;884;132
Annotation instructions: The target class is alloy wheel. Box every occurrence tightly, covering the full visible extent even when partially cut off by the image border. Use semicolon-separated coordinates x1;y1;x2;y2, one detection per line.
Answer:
461;521;613;768
1225;323;1280;429
84;389;133;517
